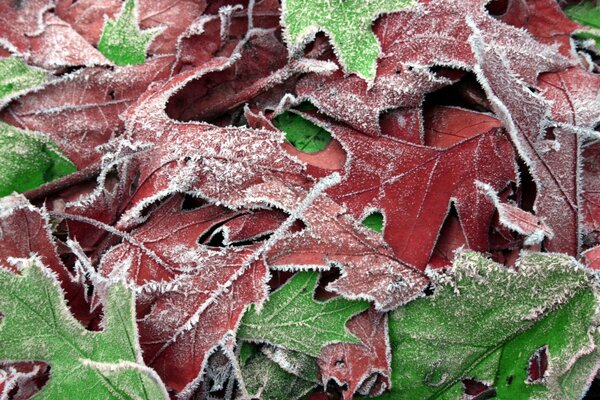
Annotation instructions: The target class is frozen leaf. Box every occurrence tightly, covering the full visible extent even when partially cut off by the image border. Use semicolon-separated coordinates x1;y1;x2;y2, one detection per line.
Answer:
117;55;305;224
55;0;122;46
0;122;75;197
136;253;269;394
469;19;581;255
249;177;429;310
0;0;108;70
98;0;162;66
296;0;568;135
380;251;599;399
498;0;579;57
273;110;332;153
238;271;369;356
318;308;391;400
0;58;46;108
0;259;168;399
1;56;173;169
301;112;516;269
282;0;416;79
241;348;317;400
478;182;553;246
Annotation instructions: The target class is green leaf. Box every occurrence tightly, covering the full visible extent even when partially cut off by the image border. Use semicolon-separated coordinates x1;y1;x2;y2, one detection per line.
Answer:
282;0;416;79
273;111;332;153
237;271;369;356
98;0;161;66
241;349;317;400
565;1;600;49
0;121;76;197
0;260;168;399
0;57;46;104
379;252;599;400
362;211;384;233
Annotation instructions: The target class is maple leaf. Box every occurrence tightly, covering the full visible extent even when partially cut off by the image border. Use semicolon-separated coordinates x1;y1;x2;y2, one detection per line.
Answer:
293;110;516;269
0;258;168;399
0;58;46;108
98;0;163;66
238;271;369;356
318;308;391;400
0;0;108;70
0;56;173;169
282;0;415;79
380;251;599;399
0;122;75;197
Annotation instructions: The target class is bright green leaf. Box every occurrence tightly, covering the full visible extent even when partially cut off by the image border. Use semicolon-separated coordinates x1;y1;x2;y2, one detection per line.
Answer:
0;121;76;197
362;211;384;233
565;2;600;49
238;271;369;356
0;57;46;104
98;0;161;66
241;349;317;400
379;252;599;400
0;260;168;399
282;0;416;79
273;111;332;153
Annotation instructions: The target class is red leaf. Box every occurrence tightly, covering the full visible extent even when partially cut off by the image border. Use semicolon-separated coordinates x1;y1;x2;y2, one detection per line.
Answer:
249;177;429;310
299;111;516;269
318;308;390;400
1;56;173;169
0;0;108;70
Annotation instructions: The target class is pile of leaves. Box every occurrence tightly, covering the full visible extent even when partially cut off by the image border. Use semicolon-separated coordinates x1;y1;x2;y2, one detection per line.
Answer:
2;0;600;398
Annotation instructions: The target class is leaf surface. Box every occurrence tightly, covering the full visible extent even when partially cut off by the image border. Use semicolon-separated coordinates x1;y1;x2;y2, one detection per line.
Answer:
238;271;369;356
282;0;415;79
381;251;599;399
0;260;168;399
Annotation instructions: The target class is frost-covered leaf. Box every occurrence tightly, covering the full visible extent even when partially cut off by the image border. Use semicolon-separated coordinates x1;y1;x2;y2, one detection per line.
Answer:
241;348;317;400
0;58;46;107
318;308;391;400
98;0;161;66
238;271;369;356
282;0;416;79
249;178;429;310
0;259;168;399
300;111;516;269
0;56;173;169
0;122;75;196
380;251;599;399
0;0;108;70
469;20;581;255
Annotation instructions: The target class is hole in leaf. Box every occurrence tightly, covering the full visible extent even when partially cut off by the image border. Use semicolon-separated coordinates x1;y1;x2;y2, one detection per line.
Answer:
180;194;205;211
506;375;514;385
325;378;347;399
516;158;537;213
542;127;556;141
423;72;490;112
485;0;509;16
273;111;332;153
423;283;435;296
108;89;116;100
315;267;342;300
526;345;548;383
362;212;384;233
462;378;494;397
205;230;226;247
